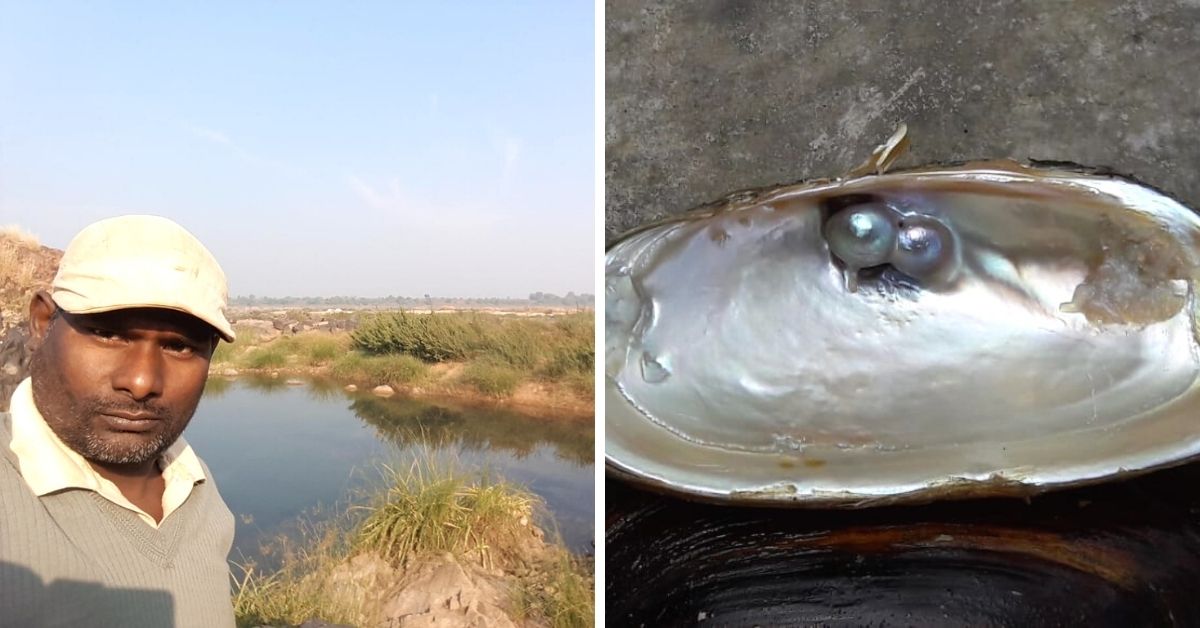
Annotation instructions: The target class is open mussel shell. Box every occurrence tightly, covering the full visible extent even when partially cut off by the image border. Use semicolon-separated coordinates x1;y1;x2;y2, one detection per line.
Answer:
606;159;1200;506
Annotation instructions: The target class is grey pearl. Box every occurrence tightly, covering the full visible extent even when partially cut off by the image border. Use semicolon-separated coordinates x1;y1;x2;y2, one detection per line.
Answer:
892;215;958;281
823;204;898;270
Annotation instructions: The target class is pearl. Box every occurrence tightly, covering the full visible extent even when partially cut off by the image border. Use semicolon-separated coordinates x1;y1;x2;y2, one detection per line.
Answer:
823;204;898;270
892;215;958;282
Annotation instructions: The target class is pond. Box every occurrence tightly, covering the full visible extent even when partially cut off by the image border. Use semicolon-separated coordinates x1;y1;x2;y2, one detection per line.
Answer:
184;375;594;563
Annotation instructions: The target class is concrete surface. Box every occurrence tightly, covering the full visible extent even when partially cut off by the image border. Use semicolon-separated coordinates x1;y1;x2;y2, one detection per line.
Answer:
605;0;1200;240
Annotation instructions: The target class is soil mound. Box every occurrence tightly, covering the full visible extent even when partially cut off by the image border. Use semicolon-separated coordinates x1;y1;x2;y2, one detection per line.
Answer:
0;227;61;410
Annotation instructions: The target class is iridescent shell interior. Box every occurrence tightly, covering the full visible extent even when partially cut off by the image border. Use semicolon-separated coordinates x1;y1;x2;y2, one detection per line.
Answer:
605;161;1200;506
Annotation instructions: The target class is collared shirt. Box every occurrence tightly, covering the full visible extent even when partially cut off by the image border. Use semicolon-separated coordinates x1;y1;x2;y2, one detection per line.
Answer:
6;377;206;528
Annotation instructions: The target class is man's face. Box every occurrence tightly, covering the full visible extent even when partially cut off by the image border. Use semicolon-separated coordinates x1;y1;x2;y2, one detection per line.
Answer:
27;295;217;466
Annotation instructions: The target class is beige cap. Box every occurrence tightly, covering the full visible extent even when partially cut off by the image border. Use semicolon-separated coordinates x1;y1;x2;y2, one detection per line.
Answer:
50;215;236;342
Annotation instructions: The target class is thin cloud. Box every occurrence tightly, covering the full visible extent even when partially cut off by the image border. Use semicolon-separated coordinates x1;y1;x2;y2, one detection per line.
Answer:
346;174;401;211
344;174;502;229
186;123;288;172
503;138;521;177
490;132;523;189
189;125;234;146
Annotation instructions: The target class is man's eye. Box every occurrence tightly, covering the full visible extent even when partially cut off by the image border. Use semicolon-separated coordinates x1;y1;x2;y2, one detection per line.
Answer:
165;341;196;356
89;328;120;341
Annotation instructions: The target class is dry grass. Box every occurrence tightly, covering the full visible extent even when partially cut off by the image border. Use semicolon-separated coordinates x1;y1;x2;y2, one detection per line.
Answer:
232;518;356;627
460;358;524;397
211;330;352;370
0;225;39;248
329;352;428;387
230;455;590;627
0;227;60;327
511;551;595;628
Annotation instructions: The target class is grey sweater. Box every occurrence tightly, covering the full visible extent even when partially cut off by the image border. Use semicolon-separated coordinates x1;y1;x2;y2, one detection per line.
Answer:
0;413;237;627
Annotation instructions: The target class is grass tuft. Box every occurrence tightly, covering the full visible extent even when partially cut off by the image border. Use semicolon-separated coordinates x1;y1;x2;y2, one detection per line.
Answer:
330;352;427;387
211;330;350;370
244;345;289;369
353;458;535;569
460;359;523;396
512;552;595;628
232;517;355;627
230;455;588;627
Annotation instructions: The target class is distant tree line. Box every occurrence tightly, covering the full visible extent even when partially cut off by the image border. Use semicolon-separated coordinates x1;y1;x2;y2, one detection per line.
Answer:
229;292;595;309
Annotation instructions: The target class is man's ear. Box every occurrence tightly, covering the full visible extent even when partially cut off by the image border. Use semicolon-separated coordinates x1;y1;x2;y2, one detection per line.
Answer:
28;291;58;350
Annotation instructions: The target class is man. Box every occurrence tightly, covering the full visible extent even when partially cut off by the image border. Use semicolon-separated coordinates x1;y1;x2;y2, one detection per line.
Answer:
0;215;238;627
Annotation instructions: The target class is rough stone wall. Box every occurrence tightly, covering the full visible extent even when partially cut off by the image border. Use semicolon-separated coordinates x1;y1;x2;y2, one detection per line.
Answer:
606;0;1200;239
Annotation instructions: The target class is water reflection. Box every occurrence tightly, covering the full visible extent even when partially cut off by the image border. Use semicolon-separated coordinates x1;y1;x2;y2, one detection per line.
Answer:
240;375;293;394
351;395;593;466
186;375;594;560
304;377;346;401
202;375;234;398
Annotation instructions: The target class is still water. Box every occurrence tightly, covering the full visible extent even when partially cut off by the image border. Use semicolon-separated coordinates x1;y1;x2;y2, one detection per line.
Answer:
184;376;594;561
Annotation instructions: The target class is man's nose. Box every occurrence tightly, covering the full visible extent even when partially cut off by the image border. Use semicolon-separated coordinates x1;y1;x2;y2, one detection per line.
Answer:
112;341;165;400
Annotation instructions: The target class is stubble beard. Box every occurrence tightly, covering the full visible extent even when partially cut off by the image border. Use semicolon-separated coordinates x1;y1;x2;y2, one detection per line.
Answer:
29;351;191;466
77;410;180;465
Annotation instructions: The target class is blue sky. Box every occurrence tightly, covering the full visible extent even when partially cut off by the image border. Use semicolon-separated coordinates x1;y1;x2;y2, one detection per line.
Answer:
0;2;594;298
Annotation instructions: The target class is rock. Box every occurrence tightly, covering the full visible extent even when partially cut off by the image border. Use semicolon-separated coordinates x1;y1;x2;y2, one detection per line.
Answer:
379;556;517;628
270;371;280;378
327;553;398;621
222;368;239;377
239;318;282;342
344;384;358;392
372;385;395;397
323;552;522;628
0;325;32;411
238;318;275;330
286;378;304;386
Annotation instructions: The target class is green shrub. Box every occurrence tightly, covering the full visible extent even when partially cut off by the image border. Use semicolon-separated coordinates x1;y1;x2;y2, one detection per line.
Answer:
330;352;427;386
351;311;478;361
210;340;238;365
210;324;261;365
461;359;522;396
351;311;594;378
245;345;288;369
281;334;345;366
541;344;594;378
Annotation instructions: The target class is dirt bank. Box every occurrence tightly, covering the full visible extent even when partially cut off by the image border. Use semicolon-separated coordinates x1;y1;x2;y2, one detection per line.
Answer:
212;363;593;422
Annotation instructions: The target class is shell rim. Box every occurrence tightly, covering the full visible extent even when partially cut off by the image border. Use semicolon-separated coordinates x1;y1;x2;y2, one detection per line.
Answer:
605;159;1196;250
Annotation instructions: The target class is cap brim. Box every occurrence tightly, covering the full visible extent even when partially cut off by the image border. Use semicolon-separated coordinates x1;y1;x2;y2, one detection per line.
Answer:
52;296;236;343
